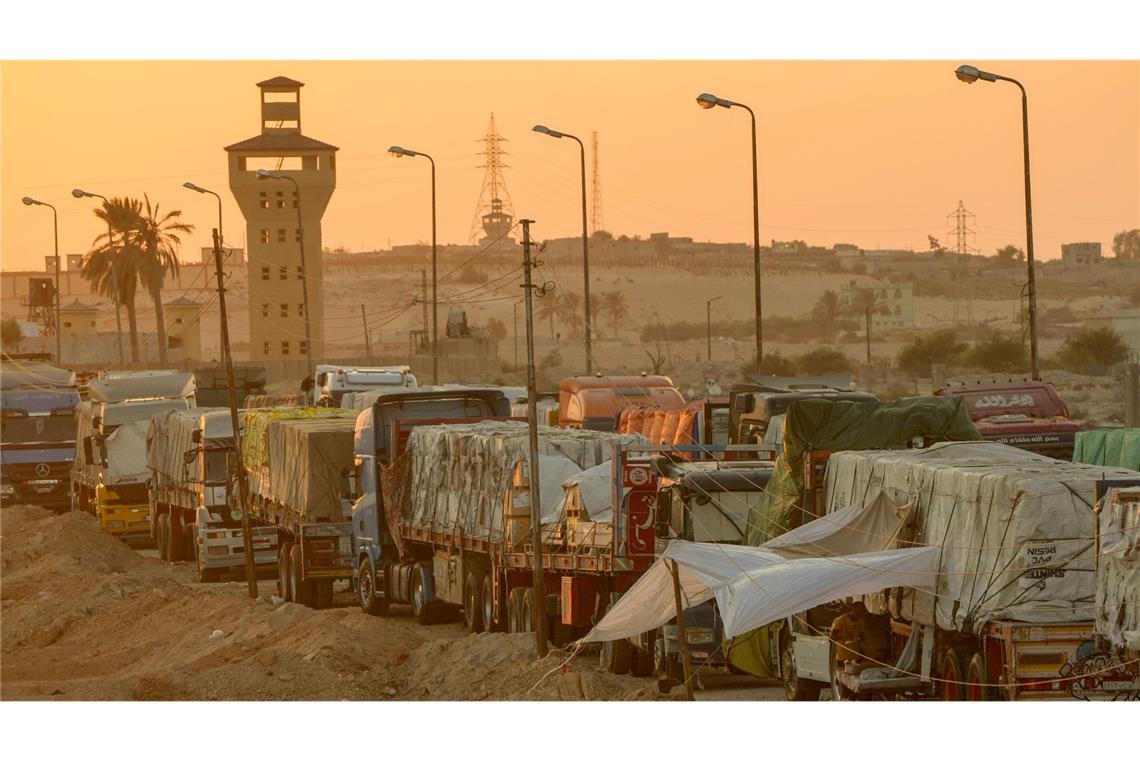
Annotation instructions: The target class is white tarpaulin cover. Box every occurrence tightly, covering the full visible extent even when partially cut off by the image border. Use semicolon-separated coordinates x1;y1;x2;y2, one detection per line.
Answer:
1096;487;1140;650
580;493;935;643
559;462;615;522
511;455;583;525
103;420;150;485
823;441;1139;632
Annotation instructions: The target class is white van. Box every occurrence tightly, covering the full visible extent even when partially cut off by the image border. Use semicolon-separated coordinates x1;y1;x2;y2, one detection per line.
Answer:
313;365;417;407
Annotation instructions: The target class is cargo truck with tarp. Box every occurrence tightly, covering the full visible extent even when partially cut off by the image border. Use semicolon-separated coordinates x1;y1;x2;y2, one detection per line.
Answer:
72;372;196;542
794;442;1140;700
935;379;1080;460
351;390;656;656
241;407;358;608
1073;428;1140;470
146;408;278;581
1095;486;1140;666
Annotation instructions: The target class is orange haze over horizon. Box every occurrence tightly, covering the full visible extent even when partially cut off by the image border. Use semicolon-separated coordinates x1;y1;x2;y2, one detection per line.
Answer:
2;60;1137;272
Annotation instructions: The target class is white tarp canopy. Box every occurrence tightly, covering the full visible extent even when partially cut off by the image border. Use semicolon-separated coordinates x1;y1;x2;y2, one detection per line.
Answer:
580;492;937;643
560;462;614;522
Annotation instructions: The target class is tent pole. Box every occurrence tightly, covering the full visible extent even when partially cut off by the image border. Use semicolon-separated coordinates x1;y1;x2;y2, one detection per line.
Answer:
669;558;695;700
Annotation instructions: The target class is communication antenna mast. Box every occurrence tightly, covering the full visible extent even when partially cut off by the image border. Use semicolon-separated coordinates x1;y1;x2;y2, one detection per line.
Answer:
468;114;516;246
946;200;977;324
590;131;605;235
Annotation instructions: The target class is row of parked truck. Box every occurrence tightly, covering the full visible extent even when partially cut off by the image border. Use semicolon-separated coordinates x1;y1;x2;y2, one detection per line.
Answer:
2;356;1136;699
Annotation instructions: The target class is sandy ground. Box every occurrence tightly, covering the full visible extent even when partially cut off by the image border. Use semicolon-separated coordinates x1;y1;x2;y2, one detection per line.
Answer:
0;505;679;701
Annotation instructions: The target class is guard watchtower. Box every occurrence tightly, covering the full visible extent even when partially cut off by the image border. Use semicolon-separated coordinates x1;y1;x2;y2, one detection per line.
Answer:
225;76;337;362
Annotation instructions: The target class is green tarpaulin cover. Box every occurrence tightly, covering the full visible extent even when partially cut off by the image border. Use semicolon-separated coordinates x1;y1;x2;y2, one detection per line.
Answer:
729;395;981;677
1072;428;1140;471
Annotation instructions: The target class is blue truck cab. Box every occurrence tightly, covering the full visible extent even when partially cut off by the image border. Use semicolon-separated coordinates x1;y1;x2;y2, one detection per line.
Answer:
350;390;513;616
1;387;81;512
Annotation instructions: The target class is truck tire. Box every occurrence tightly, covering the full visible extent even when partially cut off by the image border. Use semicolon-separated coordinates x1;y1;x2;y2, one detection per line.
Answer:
463;570;485;633
631;629;657;677
966;652;991;701
157;513;170;562
290;544;313;607
411;565;430;625
600;637;631;675
277;542;293;602
507;588;526;633
358;555;390;616
168;510;184;562
314;579;334;610
520;588;536;634
481;574;502;632
781;639;821;701
940;647;966;701
183;523;196;561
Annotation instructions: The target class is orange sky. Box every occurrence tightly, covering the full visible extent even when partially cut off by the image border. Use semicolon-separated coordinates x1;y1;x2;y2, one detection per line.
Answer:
2;60;1137;271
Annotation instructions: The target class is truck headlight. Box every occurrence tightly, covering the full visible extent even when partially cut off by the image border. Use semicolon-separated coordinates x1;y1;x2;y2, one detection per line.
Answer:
105;520;125;529
0;484;15;497
687;629;715;645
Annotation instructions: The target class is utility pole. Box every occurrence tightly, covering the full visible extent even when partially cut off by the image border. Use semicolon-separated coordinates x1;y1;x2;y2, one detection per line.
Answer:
513;299;520;369
669;558;695;700
212;228;258;598
521;218;547;658
706;295;721;362
361;304;372;363
421;269;429;367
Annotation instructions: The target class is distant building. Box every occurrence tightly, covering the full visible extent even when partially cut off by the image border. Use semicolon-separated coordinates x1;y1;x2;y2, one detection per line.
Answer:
199;246;245;267
165;295;205;362
1061;242;1102;266
58;299;99;338
840;279;914;330
1087;308;1140;360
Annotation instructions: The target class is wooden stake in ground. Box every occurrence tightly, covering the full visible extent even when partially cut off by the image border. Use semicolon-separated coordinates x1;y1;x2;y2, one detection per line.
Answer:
669;558;695;700
521;218;547;658
212;228;258;598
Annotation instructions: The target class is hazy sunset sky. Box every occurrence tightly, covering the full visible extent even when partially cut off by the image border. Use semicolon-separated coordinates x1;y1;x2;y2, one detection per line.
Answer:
2;60;1137;271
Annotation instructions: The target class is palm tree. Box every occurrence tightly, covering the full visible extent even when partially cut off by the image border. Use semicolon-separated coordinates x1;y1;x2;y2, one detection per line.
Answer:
535;293;560;339
82;197;144;363
811;289;842;329
600;290;629;339
845;287;889;365
136;194;192;365
558;291;584;337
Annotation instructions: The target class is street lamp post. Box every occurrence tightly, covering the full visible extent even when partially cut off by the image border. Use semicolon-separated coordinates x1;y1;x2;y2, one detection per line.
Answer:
388;146;438;385
706;295;722;362
72;188;125;368
954;64;1040;381
532;125;593;375
255;169;314;376
22;197;62;365
695;92;763;376
183;182;225;362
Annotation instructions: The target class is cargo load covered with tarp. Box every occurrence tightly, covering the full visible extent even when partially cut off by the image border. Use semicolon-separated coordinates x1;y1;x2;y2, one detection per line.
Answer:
1073;428;1140;471
74;398;193;485
823;441;1139;633
395;421;644;545
1096;487;1140;651
146;408;231;487
743;396;982;545
87;372;196;404
241;407;356;471
257;417;358;522
0;360;76;390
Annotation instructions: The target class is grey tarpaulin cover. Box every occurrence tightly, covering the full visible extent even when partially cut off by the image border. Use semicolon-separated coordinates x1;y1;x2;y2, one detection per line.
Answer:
399;421;644;543
74;398;192;484
266;417;358;521
1096;487;1140;650
146;408;230;487
581;491;936;643
559;462;615;523
823;440;1140;632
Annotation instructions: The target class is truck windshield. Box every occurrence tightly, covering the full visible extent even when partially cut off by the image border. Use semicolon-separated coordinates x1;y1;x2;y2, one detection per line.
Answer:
688;492;758;544
0;415;76;446
203;449;229;484
953;388;1064;418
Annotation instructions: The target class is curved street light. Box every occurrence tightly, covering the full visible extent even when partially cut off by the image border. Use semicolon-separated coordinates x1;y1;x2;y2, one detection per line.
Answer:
22;196;62;364
389;145;438;384
954;64;1039;380
695;92;763;375
532;123;593;374
71;187;125;367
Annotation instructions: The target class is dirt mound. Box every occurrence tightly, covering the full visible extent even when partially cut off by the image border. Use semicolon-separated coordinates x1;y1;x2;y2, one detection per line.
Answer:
1;505;458;700
391;632;672;700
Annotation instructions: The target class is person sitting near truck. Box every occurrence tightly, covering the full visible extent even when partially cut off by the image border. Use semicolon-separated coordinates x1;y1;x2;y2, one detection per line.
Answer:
831;601;868;666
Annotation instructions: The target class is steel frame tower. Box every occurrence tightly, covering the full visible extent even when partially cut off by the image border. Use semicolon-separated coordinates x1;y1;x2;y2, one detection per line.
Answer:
947;200;977;324
468;114;516;246
590;131;605;235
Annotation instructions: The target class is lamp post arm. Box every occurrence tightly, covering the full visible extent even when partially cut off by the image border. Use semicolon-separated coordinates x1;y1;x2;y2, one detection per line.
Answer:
563;133;592;375
730;101;763;374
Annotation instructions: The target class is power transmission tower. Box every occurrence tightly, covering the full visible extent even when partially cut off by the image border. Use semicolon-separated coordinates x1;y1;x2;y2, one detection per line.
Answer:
590;131;605;235
468;114;516;247
946;200;977;324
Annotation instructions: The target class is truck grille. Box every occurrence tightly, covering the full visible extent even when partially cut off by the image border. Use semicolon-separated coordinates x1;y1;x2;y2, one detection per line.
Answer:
5;462;70;482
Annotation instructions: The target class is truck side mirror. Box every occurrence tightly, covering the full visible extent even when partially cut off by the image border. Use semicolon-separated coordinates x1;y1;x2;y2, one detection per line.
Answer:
654;491;672;538
733;395;756;414
83;435;107;467
183;448;199;465
191;429;203;444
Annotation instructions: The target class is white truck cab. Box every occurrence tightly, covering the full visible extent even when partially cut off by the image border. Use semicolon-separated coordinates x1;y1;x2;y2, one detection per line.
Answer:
312;365;418;407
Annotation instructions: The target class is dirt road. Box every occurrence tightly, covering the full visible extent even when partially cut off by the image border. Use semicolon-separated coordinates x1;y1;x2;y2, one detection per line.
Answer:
1;505;671;701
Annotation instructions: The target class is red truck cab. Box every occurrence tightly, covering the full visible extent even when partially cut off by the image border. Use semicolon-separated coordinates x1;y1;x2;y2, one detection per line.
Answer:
935;380;1079;460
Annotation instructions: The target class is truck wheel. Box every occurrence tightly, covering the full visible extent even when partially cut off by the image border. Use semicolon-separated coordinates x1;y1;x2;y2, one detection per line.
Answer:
966;652;991;701
940;648;966;701
157;514;170;562
520;588;536;634
290;544;313;607
358;555;389;616
600;637;631;675
507;588;526;633
481;574;501;632
463;570;485;633
168;510;184;562
781;640;821;701
631;629;656;677
314;579;334;610
411;565;430;625
183;524;196;561
277;542;293;602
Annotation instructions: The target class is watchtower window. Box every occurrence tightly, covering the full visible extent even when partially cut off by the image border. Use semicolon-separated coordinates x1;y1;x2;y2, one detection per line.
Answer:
259;229;270;244
263;91;298;104
295;229;302;243
259;191;270;209
296;266;304;280
262;341;271;356
261;303;269;318
280;303;289;317
278;265;288;280
277;228;286;243
281;341;290;356
299;341;308;355
276;191;285;209
297;302;305;318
